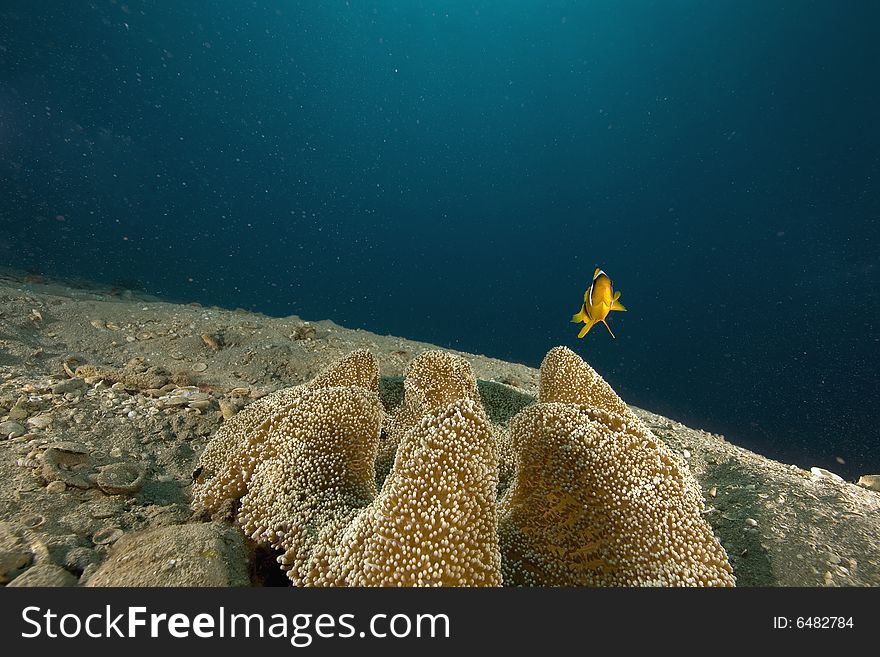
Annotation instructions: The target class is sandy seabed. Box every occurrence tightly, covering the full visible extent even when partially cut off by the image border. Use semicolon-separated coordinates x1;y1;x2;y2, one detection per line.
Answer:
0;268;877;587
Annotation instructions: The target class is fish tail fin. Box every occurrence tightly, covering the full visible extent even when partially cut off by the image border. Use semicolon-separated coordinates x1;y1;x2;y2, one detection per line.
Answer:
577;321;595;338
601;319;616;338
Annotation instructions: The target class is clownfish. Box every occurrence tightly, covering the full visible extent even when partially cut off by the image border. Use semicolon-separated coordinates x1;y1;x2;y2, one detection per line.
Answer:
571;268;626;338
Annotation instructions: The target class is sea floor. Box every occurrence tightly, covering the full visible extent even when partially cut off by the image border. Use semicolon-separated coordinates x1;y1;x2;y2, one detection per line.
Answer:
0;268;877;586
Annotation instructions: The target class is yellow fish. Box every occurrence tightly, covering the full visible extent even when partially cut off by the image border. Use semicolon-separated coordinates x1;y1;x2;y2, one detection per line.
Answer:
571;268;626;338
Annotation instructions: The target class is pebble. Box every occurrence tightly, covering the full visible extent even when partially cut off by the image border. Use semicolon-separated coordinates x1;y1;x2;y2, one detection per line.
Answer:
51;377;88;395
293;323;316;340
89;502;122;519
810;467;844;483
26;415;51;429
92;527;124;545
8;404;28;421
0;420;26;439
7;564;78;587
708;486;717;498
500;374;521;388
85;523;250;586
46;480;67;494
110;382;127;393
682;449;691;459
218;400;237;420
125;336;136;343
64;547;100;573
45;440;89;455
191;362;208;373
745;518;758;527
856;475;880;492
0;523;32;583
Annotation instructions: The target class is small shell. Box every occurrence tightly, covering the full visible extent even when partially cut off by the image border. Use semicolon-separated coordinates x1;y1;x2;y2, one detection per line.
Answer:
22;514;46;529
89;319;105;330
96;462;146;496
191;362;208;373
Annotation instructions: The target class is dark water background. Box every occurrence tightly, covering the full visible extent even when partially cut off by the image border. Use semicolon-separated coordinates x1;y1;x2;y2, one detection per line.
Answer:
1;2;877;479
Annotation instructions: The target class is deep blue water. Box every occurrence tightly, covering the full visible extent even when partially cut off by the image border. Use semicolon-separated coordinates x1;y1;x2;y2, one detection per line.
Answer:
1;1;877;479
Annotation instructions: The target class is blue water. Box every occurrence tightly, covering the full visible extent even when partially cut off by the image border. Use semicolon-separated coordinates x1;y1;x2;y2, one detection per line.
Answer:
1;1;877;480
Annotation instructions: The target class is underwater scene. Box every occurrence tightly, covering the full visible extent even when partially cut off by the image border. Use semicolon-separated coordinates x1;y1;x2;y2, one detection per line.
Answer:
0;1;877;588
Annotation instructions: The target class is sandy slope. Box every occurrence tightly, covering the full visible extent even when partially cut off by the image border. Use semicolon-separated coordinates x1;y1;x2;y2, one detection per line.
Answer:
0;268;877;586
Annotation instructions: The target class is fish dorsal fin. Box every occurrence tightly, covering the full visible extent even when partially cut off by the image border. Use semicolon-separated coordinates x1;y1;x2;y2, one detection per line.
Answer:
593;267;601;280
